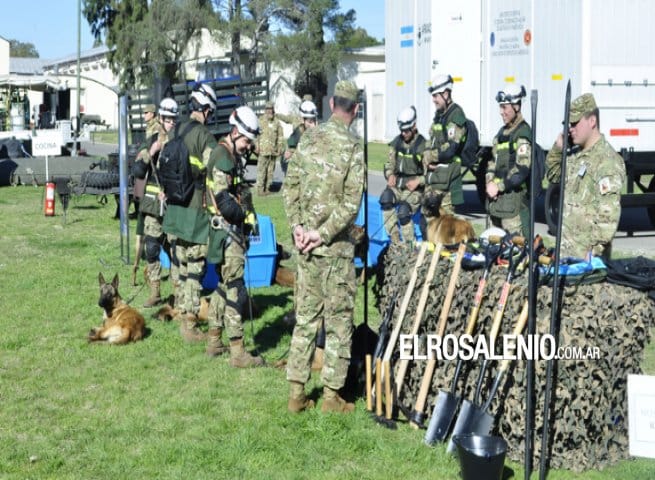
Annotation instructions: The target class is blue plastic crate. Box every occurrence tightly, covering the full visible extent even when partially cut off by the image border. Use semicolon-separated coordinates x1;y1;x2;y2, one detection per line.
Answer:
161;214;276;290
354;195;423;268
244;214;277;288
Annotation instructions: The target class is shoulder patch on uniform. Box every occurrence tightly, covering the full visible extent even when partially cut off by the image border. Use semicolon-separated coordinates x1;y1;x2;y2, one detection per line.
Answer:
448;126;456;139
517;144;528;155
599;176;611;194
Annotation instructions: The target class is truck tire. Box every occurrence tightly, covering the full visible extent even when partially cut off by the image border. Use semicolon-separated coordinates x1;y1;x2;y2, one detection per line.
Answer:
81;171;120;189
545;183;560;235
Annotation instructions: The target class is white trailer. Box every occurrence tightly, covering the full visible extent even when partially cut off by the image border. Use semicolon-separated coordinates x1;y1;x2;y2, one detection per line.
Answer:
385;0;655;226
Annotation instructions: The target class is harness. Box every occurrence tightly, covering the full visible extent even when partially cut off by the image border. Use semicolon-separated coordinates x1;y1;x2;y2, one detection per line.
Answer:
494;120;531;190
392;134;425;188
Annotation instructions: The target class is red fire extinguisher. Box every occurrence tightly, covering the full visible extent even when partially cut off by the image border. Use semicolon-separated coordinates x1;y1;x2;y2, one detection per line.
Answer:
44;181;55;216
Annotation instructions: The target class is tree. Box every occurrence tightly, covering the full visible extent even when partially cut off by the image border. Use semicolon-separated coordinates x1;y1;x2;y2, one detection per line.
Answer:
9;40;39;58
340;27;382;49
83;0;214;91
267;0;356;108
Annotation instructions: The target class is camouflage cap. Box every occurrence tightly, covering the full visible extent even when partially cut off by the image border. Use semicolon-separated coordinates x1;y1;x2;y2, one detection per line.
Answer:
265;101;275;110
570;93;597;123
144;104;157;114
302;93;314;101
334;80;359;102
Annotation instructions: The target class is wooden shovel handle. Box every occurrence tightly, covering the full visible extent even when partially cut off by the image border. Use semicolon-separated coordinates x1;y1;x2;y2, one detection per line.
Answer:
394;242;444;390
381;242;429;362
375;357;382;417
384;359;393;420
410;242;467;423
365;354;372;412
498;299;530;373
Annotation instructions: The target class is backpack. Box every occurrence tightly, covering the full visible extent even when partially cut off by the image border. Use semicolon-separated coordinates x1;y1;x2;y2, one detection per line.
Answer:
158;122;197;206
605;256;655;301
460;118;480;168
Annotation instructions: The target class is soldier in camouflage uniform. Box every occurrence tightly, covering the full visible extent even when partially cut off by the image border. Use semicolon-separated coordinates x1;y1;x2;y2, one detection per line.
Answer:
132;98;179;307
380;105;426;243
423;74;468;215
161;84;219;342
486;84;532;237
255;101;284;195
546;93;625;259
283;100;318;170
283;80;365;414
131;103;160;283
204;106;264;367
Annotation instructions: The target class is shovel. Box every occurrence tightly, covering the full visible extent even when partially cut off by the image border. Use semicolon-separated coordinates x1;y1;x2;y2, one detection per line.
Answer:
407;242;467;428
376;242;429;397
447;237;527;452
393;242;444;396
424;236;502;445
447;300;529;448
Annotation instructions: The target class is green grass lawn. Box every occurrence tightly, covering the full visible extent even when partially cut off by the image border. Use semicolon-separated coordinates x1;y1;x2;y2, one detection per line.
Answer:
0;187;653;479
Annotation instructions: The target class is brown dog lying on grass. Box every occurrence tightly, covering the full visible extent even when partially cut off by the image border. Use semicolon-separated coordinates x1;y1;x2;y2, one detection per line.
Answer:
88;273;146;345
423;194;476;245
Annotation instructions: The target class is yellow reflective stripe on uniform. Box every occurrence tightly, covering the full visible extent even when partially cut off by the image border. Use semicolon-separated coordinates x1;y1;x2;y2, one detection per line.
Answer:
189;155;205;170
497;143;510;151
145;184;161;194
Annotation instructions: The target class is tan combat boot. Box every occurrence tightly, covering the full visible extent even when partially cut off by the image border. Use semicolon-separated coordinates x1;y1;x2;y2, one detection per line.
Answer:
143;280;161;308
229;338;264;368
288;381;315;413
179;313;206;343
310;347;325;372
321;387;355;414
206;327;229;357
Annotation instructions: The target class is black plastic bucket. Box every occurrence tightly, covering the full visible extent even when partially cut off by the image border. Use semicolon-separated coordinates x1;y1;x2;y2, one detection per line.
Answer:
452;434;507;480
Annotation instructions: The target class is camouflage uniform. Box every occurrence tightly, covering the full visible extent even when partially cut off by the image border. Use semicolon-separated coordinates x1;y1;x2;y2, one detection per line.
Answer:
142;128;169;275
162;119;217;321
283;97;365;392
423;103;467;214
545;94;625;259
487;113;532;236
382;132;426;242
256;107;284;194
206;141;249;340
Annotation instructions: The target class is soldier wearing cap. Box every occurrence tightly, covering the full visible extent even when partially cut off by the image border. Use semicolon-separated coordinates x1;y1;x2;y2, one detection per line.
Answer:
423;74;468;215
486;83;532;237
143;104;159;139
255;100;284;196
283;79;365;414
380;105;426;243
546;93;626;259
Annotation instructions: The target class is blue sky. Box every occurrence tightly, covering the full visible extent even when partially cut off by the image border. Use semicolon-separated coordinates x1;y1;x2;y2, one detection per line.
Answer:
2;0;384;60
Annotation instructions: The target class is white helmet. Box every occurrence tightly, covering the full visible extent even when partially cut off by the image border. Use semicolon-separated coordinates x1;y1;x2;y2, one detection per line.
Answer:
496;84;526;105
397;106;417;131
158;98;179;117
229;106;260;140
428;74;453;95
190;83;217;111
299;100;318;119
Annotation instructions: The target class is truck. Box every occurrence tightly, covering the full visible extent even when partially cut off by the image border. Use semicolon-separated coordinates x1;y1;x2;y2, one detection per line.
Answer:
384;0;655;230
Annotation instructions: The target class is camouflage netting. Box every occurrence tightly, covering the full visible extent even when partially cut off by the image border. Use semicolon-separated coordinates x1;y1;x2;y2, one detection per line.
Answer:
375;245;653;472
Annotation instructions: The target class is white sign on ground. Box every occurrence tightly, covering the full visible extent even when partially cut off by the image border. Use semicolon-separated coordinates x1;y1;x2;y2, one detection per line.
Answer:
628;374;655;458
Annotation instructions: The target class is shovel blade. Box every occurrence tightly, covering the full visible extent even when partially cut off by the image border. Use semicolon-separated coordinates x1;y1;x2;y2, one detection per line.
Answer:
446;399;494;453
424;390;460;445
